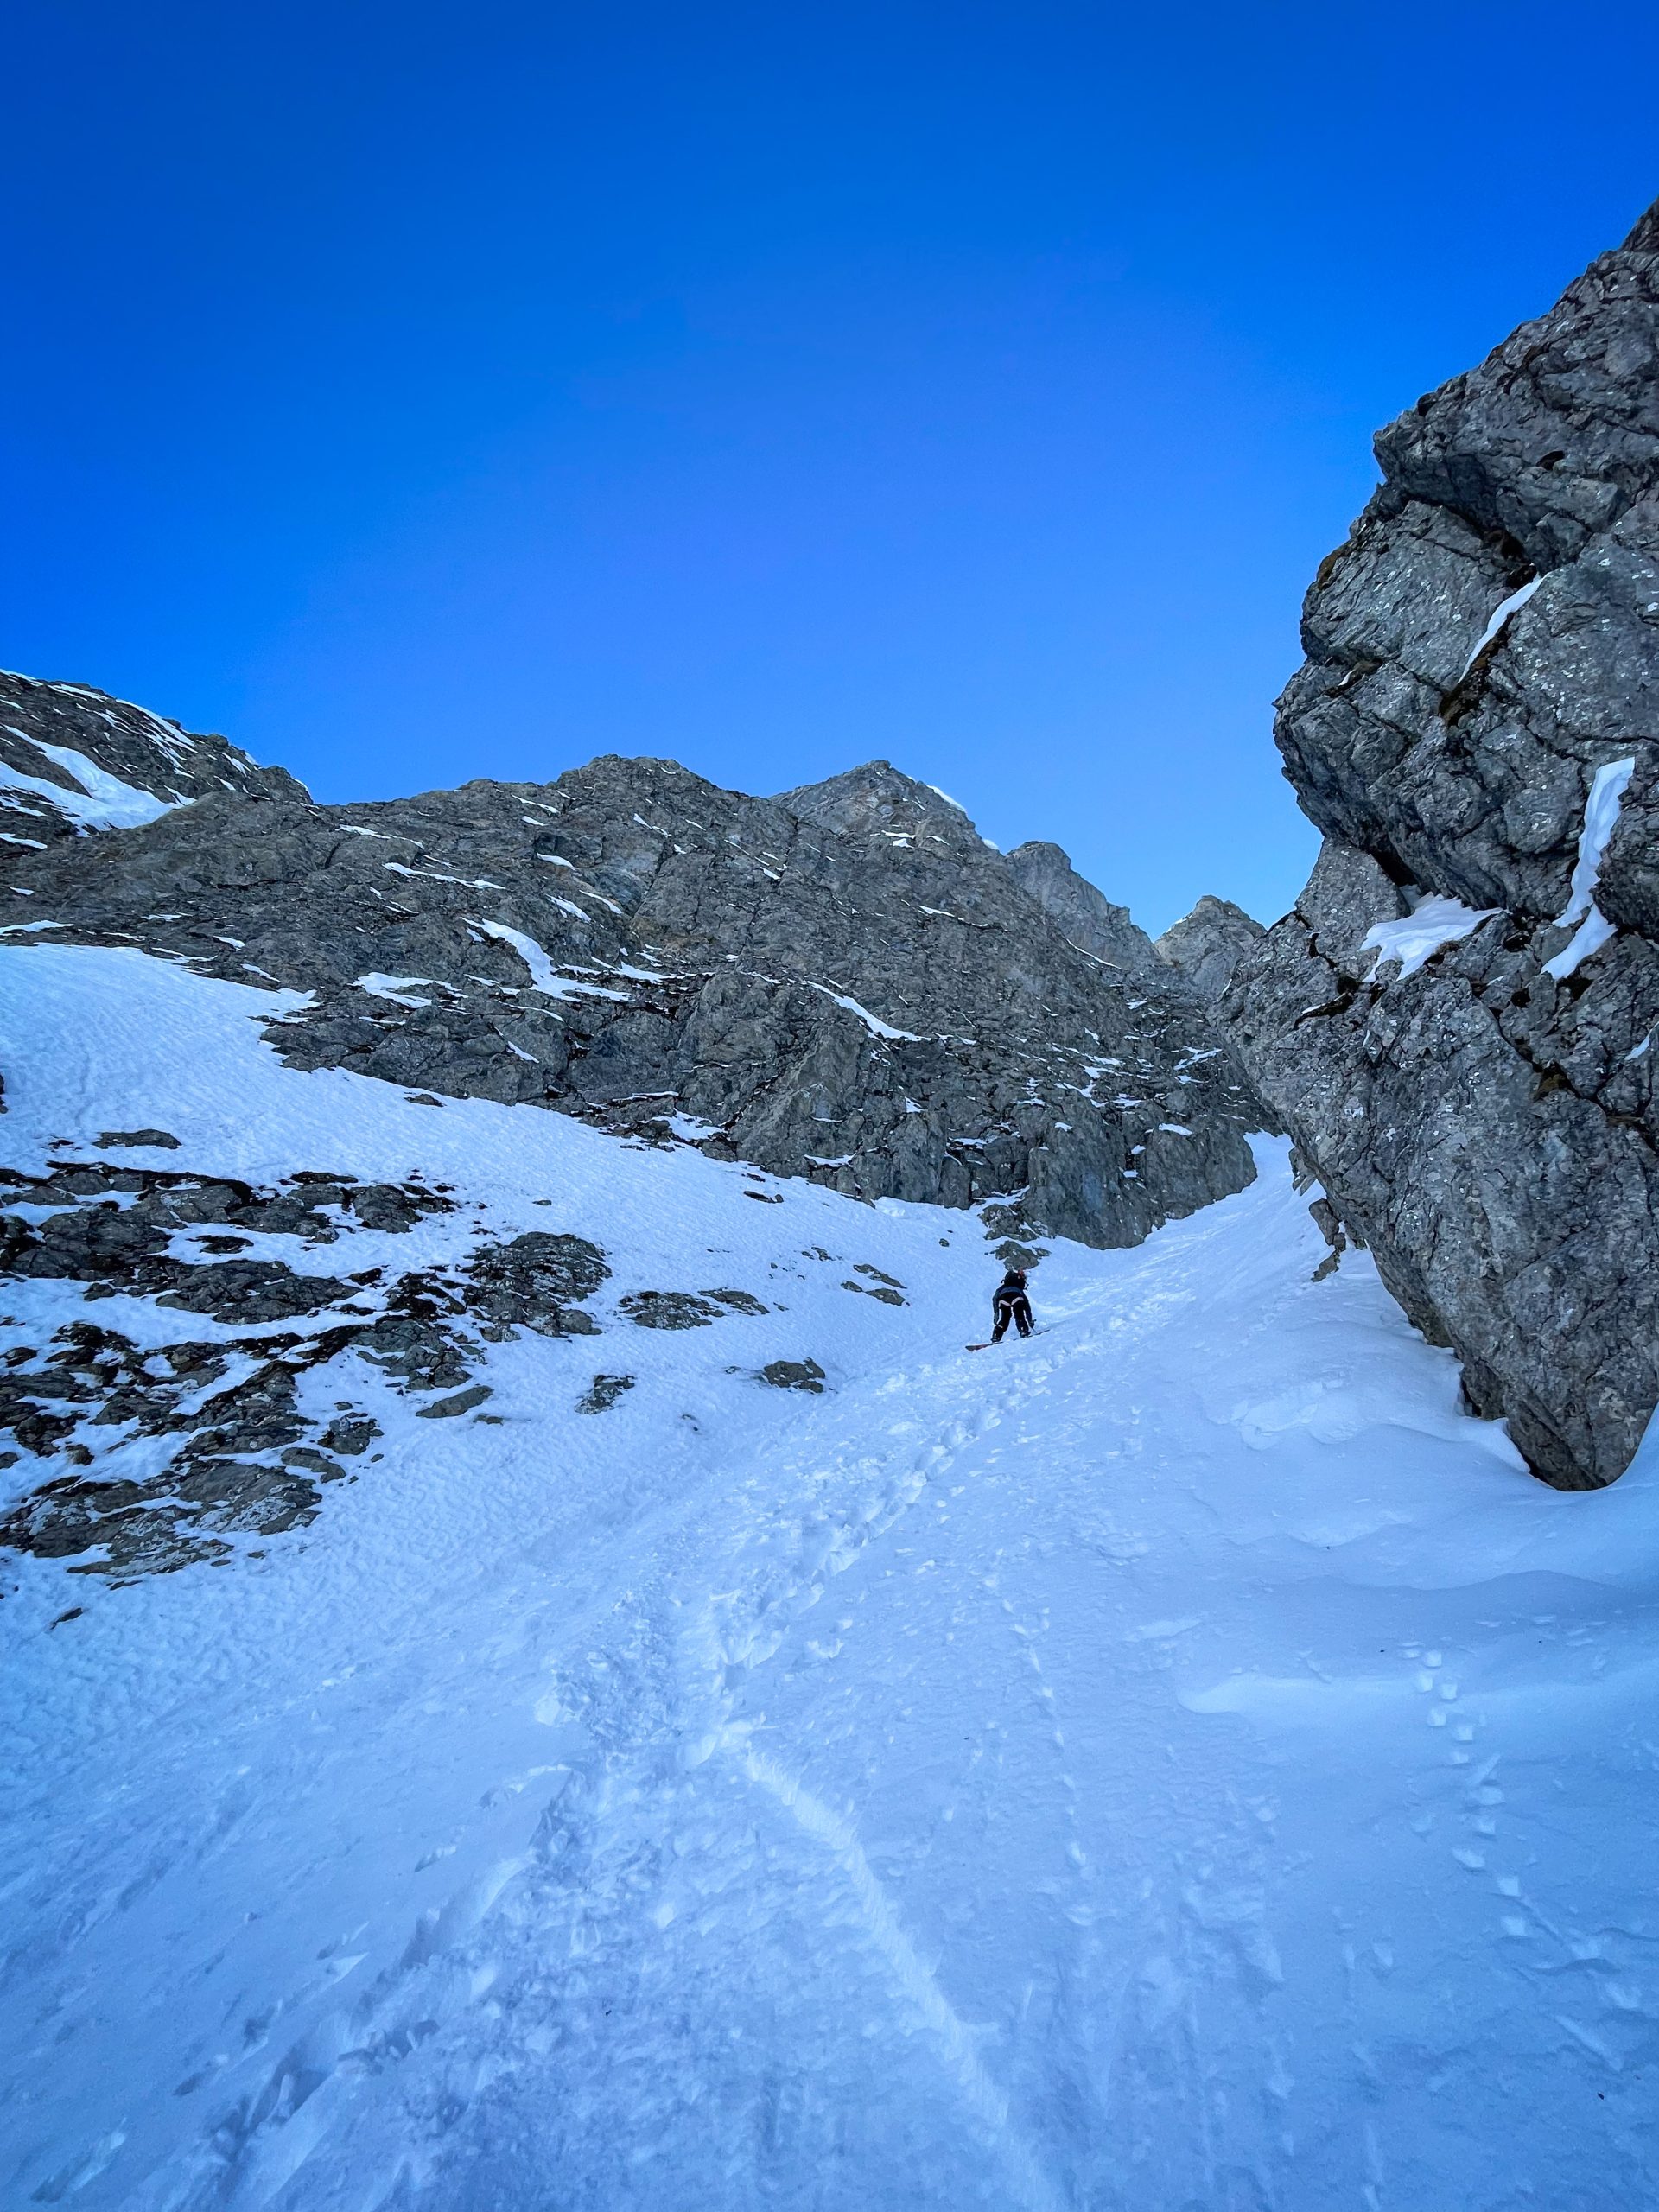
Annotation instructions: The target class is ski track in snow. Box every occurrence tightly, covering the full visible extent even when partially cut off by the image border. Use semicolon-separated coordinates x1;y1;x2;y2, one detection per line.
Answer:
3;947;1658;2209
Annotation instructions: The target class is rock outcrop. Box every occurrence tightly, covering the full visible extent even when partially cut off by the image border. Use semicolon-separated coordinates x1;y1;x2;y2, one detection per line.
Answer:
1004;839;1161;975
0;670;303;859
1155;896;1267;1001
2;696;1263;1255
1223;196;1659;1490
0;1154;497;1576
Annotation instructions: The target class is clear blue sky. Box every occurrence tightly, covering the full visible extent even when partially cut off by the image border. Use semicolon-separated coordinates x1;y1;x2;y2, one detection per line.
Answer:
7;3;1657;931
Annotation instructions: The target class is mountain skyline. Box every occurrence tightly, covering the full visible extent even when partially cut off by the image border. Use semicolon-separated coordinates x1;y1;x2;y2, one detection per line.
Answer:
10;2;1659;932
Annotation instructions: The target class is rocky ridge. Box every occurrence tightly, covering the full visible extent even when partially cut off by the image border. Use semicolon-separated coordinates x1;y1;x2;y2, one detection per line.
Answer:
3;696;1262;1256
1;670;302;851
0;682;1265;1575
1223;196;1659;1490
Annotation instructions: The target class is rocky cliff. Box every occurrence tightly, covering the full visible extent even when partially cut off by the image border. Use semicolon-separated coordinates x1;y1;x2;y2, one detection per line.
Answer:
2;683;1262;1259
1224;197;1659;1490
1155;896;1266;1001
1003;839;1162;974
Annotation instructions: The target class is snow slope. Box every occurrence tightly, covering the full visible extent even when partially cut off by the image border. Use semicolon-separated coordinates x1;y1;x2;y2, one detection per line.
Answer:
3;948;1657;2209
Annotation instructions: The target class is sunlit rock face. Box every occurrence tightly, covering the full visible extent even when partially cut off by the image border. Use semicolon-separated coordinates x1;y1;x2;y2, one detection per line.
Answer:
1154;896;1266;1001
1003;837;1163;977
1223;198;1659;1489
3;696;1262;1255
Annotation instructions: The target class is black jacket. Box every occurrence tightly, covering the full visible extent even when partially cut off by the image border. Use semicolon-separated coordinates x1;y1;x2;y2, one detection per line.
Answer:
991;1275;1033;1339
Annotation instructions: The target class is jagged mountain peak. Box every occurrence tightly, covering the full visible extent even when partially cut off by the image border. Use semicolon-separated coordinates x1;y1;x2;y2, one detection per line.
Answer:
1622;191;1659;253
775;760;983;846
0;669;306;856
1154;895;1267;1001
1;673;1263;1256
1004;840;1160;975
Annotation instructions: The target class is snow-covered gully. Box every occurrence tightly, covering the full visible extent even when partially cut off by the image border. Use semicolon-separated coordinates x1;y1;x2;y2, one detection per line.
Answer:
3;950;1657;2210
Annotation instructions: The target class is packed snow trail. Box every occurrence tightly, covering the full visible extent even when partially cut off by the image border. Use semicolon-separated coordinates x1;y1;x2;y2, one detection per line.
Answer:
3;950;1658;2209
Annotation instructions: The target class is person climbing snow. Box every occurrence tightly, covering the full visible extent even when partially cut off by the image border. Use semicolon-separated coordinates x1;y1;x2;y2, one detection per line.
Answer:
989;1265;1033;1344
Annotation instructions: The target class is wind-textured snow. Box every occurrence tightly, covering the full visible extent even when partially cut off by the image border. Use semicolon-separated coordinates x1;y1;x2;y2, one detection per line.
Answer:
1543;755;1637;981
3;947;1658;2209
1362;893;1501;979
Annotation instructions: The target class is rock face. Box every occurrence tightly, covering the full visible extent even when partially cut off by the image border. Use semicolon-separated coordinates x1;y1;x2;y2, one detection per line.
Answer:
1224;197;1659;1490
0;670;304;858
1155;896;1267;1001
1003;839;1161;974
4;713;1263;1255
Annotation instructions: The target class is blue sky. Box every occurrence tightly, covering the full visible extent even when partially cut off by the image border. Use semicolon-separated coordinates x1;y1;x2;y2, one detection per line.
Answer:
7;3;1657;931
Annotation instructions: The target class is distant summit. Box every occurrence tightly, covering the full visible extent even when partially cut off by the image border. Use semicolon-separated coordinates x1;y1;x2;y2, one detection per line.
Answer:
1154;895;1266;1001
1005;840;1161;976
773;760;985;849
2;678;1263;1255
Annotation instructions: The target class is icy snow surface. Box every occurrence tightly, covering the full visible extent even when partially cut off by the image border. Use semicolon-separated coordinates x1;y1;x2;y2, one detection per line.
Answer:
4;948;1659;2209
1362;893;1501;979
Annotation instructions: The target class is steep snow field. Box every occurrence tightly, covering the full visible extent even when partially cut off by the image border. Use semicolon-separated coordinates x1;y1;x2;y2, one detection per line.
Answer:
3;949;1657;2209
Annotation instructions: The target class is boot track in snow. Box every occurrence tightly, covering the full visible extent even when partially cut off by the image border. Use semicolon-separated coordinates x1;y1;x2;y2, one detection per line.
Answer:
3;944;1658;2211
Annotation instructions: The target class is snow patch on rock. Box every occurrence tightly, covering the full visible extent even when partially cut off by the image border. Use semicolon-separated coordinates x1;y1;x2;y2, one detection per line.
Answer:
1543;756;1636;980
0;732;181;833
1363;894;1501;980
1458;575;1541;678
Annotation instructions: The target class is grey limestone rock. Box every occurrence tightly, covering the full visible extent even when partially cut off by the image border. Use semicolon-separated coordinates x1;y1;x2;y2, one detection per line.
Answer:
620;1291;726;1331
5;697;1264;1255
153;1260;357;1324
0;669;304;878
761;1357;826;1393
0;1158;610;1573
1003;840;1161;974
1223;196;1659;1491
577;1373;635;1414
463;1232;609;1338
0;1313;372;1578
1155;897;1268;1001
320;1414;379;1456
416;1382;493;1420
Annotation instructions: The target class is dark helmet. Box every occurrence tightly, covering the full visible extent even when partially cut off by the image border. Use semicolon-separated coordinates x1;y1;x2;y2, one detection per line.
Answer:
1004;1267;1027;1284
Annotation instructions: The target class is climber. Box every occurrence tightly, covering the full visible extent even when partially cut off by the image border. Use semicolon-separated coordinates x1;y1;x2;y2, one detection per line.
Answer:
990;1266;1033;1344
